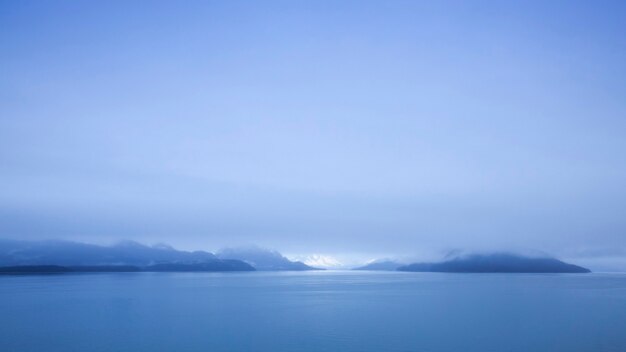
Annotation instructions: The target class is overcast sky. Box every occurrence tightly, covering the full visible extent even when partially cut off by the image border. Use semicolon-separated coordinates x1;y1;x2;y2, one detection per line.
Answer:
1;1;625;268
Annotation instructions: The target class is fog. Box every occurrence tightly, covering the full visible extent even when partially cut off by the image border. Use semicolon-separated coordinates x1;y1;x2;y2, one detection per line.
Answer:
2;1;626;270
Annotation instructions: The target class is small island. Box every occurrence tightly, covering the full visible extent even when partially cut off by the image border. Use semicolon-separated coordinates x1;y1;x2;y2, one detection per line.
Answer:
397;253;590;273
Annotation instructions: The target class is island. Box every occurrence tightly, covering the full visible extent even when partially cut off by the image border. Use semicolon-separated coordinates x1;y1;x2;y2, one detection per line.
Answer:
397;253;591;273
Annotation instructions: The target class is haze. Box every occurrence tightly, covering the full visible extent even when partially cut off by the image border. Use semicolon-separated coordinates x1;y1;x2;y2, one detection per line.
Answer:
1;1;625;270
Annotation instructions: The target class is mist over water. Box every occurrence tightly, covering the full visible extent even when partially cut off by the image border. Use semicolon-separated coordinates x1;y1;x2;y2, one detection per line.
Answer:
1;1;626;271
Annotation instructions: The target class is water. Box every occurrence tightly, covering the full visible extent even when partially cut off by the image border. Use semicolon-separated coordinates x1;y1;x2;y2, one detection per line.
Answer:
1;271;625;352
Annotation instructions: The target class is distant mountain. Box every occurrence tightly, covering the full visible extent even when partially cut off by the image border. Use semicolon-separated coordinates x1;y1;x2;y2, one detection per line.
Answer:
0;239;233;268
353;260;404;271
293;254;343;269
0;265;142;274
217;246;321;271
145;260;254;272
69;265;141;272
0;262;255;274
397;253;591;273
0;265;74;274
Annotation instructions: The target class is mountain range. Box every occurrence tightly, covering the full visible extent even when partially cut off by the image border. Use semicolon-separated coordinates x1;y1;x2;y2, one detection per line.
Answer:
353;260;404;271
0;239;218;266
0;239;316;272
0;239;591;274
217;246;319;271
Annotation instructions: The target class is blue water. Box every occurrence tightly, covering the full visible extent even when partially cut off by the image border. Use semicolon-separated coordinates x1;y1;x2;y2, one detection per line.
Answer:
1;271;625;352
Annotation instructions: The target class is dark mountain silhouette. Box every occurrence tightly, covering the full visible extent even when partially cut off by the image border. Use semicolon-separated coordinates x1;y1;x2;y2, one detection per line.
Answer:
0;265;74;274
0;240;249;272
217;246;321;271
69;265;141;272
397;253;591;273
0;262;254;274
0;265;142;274
145;260;254;272
353;260;404;271
0;239;217;266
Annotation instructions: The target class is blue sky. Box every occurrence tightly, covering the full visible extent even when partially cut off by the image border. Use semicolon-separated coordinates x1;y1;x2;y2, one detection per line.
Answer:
1;1;625;268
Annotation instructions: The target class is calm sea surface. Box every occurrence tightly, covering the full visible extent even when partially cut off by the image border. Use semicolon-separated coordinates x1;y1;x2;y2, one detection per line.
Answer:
1;271;625;352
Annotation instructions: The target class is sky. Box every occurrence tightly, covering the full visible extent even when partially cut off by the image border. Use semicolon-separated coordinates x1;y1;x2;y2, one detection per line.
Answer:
1;0;626;269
